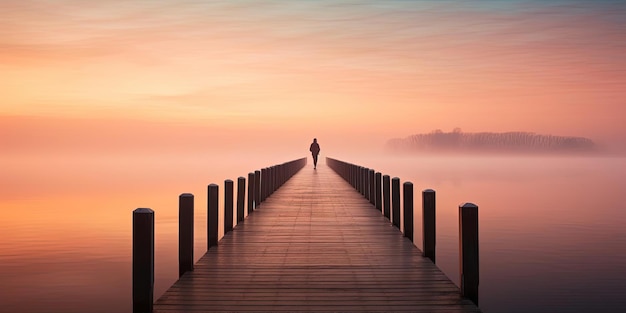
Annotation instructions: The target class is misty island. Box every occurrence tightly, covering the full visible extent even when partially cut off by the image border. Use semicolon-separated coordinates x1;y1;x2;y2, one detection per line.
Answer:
386;129;596;154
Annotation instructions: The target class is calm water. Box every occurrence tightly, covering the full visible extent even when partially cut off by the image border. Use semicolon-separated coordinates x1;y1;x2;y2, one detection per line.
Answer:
1;154;625;312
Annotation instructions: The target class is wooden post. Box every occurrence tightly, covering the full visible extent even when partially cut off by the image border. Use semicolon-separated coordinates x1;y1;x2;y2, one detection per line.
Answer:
357;166;363;194
267;166;273;197
375;172;382;212
383;175;390;220
133;208;154;313
459;203;479;305
270;165;274;192
236;177;245;224
179;194;194;277
350;164;356;188
403;182;414;242
207;184;219;250
368;169;375;205
266;167;271;198
224;179;233;234
362;167;368;197
261;168;268;202
254;170;261;207
281;163;286;186
266;167;270;199
391;177;400;229
422;189;436;263
247;172;255;214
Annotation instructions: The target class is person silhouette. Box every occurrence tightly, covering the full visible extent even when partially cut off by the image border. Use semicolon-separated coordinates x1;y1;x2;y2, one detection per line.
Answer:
309;138;320;169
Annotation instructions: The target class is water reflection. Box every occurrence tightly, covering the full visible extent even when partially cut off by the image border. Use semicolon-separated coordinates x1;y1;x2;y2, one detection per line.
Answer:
1;155;625;312
356;155;626;313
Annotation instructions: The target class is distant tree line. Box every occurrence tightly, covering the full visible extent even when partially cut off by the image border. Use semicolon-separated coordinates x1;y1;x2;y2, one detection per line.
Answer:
386;128;596;153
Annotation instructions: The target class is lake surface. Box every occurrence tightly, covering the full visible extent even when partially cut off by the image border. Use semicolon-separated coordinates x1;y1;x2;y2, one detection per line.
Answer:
1;154;625;312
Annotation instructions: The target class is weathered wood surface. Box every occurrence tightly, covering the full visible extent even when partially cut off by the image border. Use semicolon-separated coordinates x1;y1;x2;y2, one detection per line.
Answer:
154;163;481;312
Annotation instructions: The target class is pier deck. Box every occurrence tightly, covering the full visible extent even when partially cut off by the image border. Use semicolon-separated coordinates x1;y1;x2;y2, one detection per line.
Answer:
153;163;480;312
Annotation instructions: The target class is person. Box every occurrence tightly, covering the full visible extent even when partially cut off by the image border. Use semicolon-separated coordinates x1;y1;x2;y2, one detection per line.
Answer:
309;138;320;169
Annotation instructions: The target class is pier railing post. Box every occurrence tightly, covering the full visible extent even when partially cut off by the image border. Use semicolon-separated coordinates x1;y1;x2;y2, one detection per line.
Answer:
280;163;285;186
391;177;400;229
207;184;219;249
348;164;356;188
254;170;261;207
133;208;154;313
261;168;268;202
247;172;255;214
269;166;274;196
422;189;436;263
224;180;234;234
356;166;363;194
362;167;369;197
459;203;479;305
179;194;194;277
368;169;375;205
281;162;286;185
375;172;382;212
266;167;271;198
383;175;391;220
236;177;245;224
403;182;414;242
270;165;278;196
355;165;359;188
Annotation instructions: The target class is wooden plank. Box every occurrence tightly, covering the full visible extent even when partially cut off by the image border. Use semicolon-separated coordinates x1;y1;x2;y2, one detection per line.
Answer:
154;164;481;312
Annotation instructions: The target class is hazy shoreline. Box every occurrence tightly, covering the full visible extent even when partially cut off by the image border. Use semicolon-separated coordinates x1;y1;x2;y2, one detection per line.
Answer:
383;129;619;156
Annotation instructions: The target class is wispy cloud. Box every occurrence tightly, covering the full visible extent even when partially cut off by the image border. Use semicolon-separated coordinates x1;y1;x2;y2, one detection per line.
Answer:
1;0;625;140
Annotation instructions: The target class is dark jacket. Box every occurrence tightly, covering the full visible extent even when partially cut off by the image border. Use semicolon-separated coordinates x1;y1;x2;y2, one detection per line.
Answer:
309;142;320;155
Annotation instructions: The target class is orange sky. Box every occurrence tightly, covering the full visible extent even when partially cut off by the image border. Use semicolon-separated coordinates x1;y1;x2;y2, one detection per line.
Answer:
2;0;626;155
1;4;625;310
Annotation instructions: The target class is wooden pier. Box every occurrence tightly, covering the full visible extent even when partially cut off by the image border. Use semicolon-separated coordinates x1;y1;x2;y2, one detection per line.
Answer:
143;158;480;312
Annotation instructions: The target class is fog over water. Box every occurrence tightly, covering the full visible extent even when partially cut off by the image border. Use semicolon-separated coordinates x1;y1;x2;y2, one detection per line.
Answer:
1;150;625;312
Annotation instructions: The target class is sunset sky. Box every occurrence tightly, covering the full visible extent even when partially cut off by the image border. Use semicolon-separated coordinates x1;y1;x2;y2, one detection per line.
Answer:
2;0;625;155
2;3;626;311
